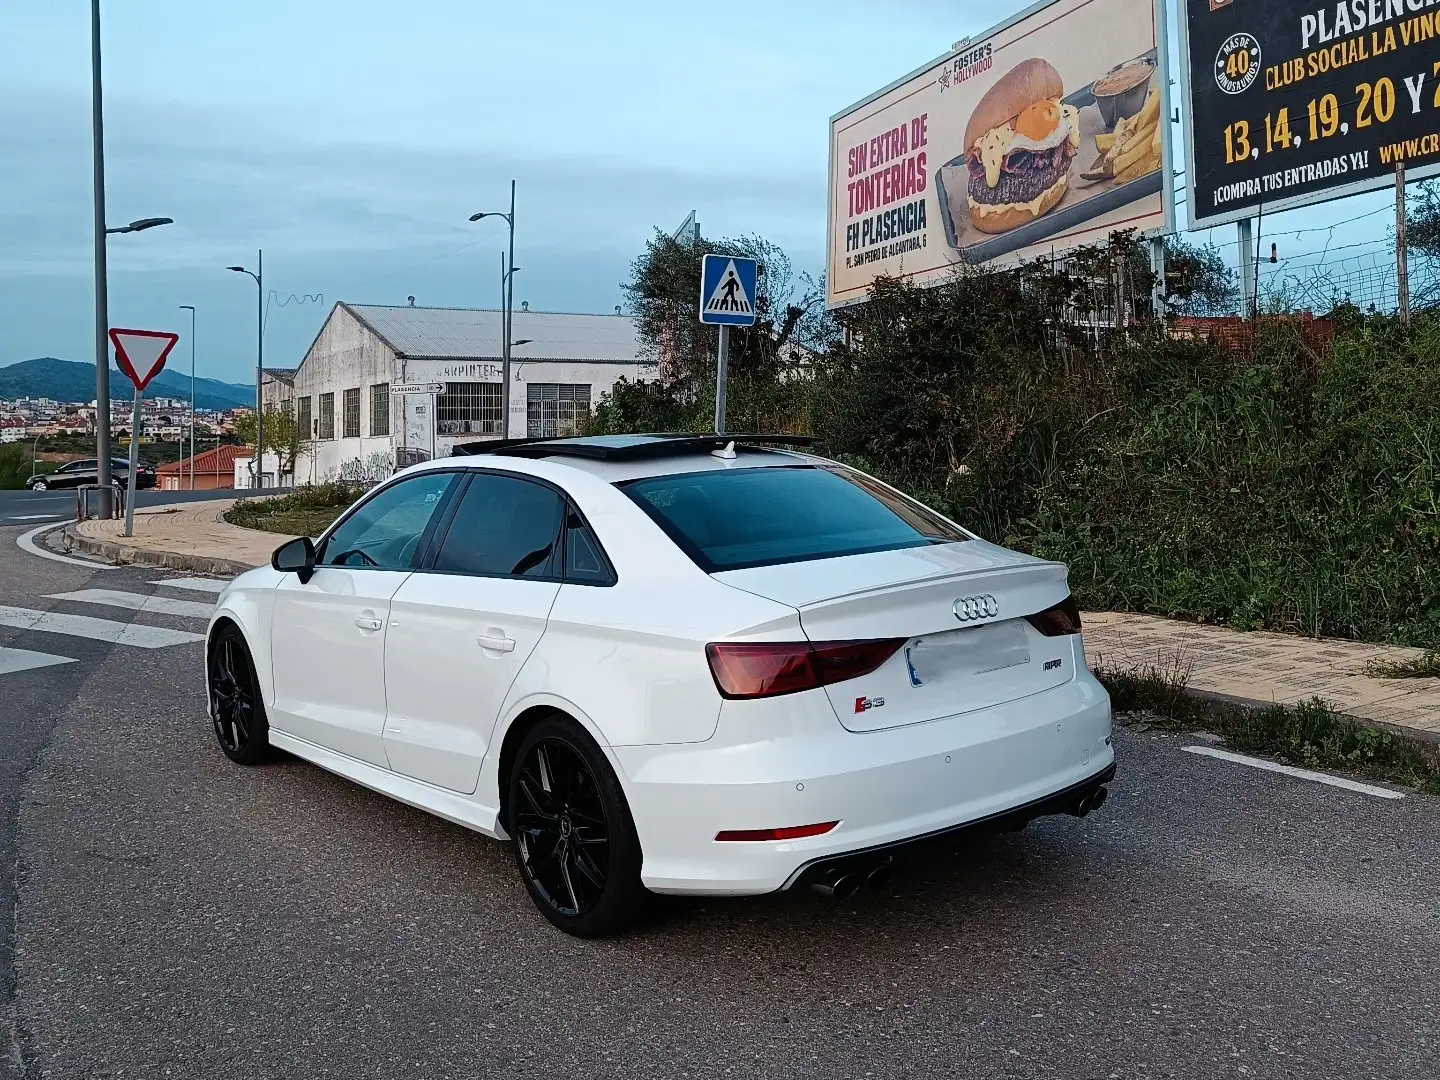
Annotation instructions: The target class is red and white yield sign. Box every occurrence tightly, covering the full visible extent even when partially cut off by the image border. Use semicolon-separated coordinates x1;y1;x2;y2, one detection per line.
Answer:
109;327;180;392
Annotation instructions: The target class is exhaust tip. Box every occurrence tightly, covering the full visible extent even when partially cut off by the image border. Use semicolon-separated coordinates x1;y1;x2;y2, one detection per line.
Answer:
866;863;893;891
1090;785;1108;812
810;871;862;900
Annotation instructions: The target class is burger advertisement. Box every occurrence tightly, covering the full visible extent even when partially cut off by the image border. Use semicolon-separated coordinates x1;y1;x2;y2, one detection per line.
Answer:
827;0;1173;308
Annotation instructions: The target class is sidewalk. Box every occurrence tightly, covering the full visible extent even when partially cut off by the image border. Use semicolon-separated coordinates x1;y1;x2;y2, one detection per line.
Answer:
1082;612;1440;739
58;501;1440;741
67;499;294;577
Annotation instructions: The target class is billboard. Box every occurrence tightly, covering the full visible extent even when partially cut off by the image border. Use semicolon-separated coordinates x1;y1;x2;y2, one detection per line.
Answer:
1180;0;1440;229
827;0;1173;308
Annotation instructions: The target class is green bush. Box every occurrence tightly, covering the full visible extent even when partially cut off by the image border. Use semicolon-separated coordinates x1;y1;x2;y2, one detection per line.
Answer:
224;482;364;537
0;445;34;489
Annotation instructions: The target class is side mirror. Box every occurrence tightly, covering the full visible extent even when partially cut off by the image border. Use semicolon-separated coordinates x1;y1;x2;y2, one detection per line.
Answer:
271;536;316;584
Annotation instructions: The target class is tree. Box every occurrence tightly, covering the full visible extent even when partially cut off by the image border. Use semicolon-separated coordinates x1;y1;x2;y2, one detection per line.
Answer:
1159;236;1240;317
233;404;310;481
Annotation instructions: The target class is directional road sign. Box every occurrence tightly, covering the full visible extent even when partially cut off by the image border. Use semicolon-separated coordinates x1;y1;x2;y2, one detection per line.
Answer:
391;383;446;395
109;328;180;392
699;255;758;327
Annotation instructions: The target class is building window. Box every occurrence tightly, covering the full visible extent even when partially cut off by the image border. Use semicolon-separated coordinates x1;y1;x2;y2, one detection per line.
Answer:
436;382;502;436
342;387;361;439
527;383;591;438
370;383;390;436
296;396;312;441
318;393;335;440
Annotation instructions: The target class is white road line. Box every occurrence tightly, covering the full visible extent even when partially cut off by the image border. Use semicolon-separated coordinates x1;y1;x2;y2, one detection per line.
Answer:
150;577;230;595
15;522;118;570
46;589;215;620
1182;745;1405;800
0;606;203;649
0;646;78;675
7;514;64;522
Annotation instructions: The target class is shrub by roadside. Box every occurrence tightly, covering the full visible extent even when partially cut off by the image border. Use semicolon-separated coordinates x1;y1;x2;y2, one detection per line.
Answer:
224;482;363;537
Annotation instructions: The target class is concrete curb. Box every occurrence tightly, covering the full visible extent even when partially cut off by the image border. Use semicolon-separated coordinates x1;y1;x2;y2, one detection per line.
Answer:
63;524;260;578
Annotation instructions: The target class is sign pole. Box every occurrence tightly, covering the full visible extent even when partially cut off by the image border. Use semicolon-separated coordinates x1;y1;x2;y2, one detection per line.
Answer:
714;325;730;435
1396;163;1410;324
122;386;141;537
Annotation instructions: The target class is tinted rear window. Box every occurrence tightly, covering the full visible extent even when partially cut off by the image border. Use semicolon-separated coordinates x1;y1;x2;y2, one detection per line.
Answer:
620;464;968;572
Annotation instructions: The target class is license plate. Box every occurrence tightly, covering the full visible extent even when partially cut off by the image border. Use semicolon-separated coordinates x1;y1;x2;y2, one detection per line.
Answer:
903;621;1030;687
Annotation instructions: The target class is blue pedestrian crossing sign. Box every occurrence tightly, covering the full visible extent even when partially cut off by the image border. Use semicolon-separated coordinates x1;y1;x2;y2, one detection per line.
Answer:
699;254;758;326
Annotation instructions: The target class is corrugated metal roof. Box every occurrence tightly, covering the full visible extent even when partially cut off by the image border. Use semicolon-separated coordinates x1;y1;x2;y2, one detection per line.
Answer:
345;304;641;363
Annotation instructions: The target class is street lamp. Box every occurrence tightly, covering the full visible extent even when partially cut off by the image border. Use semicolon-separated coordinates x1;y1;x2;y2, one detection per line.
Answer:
227;253;264;489
105;217;172;235
179;304;196;489
469;179;517;438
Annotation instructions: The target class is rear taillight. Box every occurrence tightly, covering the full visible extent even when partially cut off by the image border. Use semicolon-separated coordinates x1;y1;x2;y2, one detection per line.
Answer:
1026;594;1082;636
705;639;904;700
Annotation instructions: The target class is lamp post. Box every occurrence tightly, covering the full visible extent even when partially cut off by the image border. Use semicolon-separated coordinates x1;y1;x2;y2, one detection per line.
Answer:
469;180;517;438
178;304;196;489
227;253;263;488
90;0;172;522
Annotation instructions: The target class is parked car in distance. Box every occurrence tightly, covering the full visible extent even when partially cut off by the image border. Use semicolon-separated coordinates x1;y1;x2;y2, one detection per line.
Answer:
206;433;1115;937
27;457;157;492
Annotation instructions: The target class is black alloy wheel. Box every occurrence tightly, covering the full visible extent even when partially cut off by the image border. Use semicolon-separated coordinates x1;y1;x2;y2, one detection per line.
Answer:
509;718;645;936
207;625;271;765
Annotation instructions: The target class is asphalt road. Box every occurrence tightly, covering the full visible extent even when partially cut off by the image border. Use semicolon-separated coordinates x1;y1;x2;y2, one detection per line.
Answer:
0;488;284;527
1;527;1437;1079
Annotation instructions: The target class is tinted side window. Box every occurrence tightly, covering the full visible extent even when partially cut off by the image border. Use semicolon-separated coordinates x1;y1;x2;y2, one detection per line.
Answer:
320;472;455;570
563;506;614;585
432;473;564;579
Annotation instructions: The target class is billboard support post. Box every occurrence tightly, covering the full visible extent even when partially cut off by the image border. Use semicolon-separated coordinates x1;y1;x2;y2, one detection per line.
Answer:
1396;164;1410;324
1237;218;1255;320
1149;236;1165;319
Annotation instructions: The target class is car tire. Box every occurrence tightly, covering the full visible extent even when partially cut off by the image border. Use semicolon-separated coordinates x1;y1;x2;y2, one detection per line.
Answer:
30;479;47;491
508;715;646;937
206;623;273;766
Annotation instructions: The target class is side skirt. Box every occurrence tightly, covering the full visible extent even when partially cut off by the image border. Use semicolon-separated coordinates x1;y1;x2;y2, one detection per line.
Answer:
267;729;508;840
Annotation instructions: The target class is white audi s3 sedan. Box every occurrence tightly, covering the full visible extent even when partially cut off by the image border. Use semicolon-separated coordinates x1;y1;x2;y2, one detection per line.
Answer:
206;434;1114;936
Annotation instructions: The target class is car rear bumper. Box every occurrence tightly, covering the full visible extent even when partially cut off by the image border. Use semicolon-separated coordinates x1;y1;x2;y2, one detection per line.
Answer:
612;675;1114;896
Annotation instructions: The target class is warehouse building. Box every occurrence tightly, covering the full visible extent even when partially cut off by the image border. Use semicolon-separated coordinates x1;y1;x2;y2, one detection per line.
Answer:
261;302;650;484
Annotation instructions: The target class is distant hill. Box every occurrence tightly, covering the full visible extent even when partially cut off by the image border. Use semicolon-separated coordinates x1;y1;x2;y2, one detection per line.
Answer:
0;357;254;411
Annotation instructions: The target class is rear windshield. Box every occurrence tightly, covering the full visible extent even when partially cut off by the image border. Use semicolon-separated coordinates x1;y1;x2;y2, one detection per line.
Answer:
619;464;969;573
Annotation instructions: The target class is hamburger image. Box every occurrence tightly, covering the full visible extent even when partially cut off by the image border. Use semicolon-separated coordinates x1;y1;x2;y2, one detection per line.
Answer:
964;58;1081;234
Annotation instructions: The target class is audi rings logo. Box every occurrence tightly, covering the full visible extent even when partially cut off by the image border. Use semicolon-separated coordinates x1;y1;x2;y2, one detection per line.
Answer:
952;594;999;622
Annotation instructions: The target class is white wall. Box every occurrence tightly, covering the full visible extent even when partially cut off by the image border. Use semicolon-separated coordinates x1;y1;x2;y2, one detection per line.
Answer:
264;305;400;484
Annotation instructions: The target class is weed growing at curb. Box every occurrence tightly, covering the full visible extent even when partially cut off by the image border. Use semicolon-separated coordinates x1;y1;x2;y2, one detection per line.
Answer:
1093;662;1440;796
1364;650;1440;680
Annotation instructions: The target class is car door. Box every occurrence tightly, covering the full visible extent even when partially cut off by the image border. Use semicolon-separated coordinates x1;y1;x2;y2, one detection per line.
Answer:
268;470;460;766
55;460;93;489
381;471;570;793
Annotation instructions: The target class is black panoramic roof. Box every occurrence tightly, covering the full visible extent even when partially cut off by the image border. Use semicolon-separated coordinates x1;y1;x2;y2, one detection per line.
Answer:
450;432;814;462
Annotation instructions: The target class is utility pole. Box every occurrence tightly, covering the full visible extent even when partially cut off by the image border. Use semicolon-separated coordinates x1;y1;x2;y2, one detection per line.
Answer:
1396;162;1410;323
90;0;113;518
1150;235;1166;319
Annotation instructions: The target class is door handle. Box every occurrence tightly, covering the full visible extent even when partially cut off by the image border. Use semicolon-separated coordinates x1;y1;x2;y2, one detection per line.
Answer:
477;634;516;653
355;615;384;631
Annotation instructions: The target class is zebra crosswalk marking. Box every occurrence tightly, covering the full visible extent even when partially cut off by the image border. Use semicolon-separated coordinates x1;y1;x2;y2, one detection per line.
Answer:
0;647;78;675
150;577;230;595
0;606;204;649
47;589;216;620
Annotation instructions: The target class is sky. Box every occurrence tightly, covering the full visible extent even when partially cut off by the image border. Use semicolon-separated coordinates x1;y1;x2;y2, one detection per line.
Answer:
0;0;1399;387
